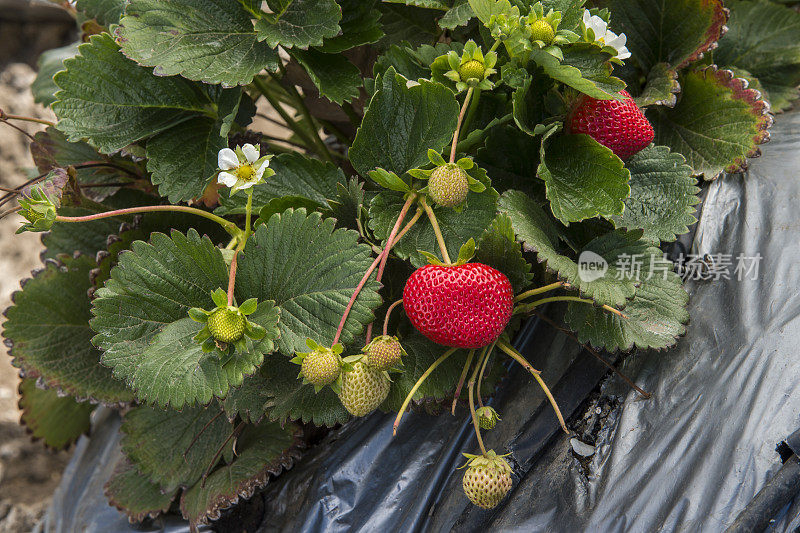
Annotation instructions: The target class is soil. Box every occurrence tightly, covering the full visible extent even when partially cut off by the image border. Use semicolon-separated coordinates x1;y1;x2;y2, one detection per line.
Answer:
0;62;71;532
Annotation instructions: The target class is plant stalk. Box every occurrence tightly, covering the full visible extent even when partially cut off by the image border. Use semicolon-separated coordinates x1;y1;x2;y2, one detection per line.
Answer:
450;87;474;163
393;348;457;436
420;197;451;264
468;346;490;455
382;299;403;336
451;349;476;415
54;205;240;236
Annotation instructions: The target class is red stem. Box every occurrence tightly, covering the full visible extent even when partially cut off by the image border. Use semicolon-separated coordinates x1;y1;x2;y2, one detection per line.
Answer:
333;195;415;346
227;251;239;306
382;299;403;336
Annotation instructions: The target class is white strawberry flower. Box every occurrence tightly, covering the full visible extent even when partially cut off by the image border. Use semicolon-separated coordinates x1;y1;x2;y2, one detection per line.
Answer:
217;143;273;194
582;10;631;60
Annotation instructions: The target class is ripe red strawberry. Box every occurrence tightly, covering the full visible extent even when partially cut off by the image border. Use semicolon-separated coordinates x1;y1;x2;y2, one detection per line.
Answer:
403;263;513;349
566;90;654;160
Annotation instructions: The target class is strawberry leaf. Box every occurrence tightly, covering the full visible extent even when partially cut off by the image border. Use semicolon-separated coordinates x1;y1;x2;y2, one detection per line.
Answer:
439;0;473;29
31;43;79;107
117;0;279;87
291;49;362;105
369;186;498;269
499;190;651;308
476;214;533;293
635;63;681;108
608;0;729;70
120;405;234;493
316;0;383;54
715;0;800;113
650;66;773;178
613;145;700;242
75;0;126;26
236;209;382;354
565;270;689;351
104;458;178;523
538;129;631;225
92;230;280;408
350;67;460;177
529;45;626;100
3;254;133;404
18;378;94;450
180;421;303;528
254;0;342;49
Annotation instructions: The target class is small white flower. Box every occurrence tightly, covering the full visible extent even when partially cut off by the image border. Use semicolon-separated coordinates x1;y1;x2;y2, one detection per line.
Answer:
216;144;272;194
582;10;631;60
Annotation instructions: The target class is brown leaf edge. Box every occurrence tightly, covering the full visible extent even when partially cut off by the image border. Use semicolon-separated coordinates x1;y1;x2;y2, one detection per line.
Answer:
104;457;179;523
179;423;305;529
16;377;93;451
3;252;131;408
701;65;774;175
676;0;730;69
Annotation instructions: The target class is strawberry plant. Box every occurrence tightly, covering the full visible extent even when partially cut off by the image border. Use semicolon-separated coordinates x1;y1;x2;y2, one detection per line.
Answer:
1;0;798;526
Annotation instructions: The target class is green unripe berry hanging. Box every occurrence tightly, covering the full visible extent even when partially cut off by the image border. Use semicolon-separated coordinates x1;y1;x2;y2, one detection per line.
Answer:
529;20;556;44
207;307;246;343
301;348;341;387
365;335;404;371
338;361;390;417
428;164;469;208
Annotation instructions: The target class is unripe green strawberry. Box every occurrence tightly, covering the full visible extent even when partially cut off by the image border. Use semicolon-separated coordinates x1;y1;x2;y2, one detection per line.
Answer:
428;164;469;208
338;362;390;417
462;450;513;509
207;307;245;343
529;20;555;44
476;406;501;430
365;335;404;371
458;59;486;82
301;348;341;387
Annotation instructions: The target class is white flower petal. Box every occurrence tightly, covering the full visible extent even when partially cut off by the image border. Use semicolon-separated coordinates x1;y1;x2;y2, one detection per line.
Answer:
590;16;608;35
617;48;631;60
255;160;270;179
218;148;239;170
606;35;627;50
583;10;591;25
218;172;238;187
235;180;257;191
242;144;260;163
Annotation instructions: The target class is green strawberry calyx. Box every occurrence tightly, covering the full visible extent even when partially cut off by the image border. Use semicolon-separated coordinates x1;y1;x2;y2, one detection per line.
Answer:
291;338;345;393
460;449;513;472
188;288;266;356
408;150;486;211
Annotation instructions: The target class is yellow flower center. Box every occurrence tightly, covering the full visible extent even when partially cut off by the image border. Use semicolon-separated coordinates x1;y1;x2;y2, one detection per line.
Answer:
235;164;257;182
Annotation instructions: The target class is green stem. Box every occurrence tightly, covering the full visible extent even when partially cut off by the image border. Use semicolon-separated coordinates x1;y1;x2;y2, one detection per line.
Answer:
0;112;55;127
270;68;334;163
476;341;495;408
496;340;569;434
55;205;240;237
514;296;626;318
451;349;476;415
514;282;565;302
461;88;481;140
489;39;502;53
393;348;458;436
241;189;254;248
227;250;239;306
450;87;474;163
420;197;451;264
252;77;318;155
468;346;490;455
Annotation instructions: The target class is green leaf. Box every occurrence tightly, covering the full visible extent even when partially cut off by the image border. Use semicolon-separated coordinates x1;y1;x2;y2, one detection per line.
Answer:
369;187;498;268
467;0;513;25
104;458;178;523
378;4;440;48
476;214;533;293
529;45;626;100
385;0;449;8
316;0;383;53
144;114;228;202
565;270;689;351
180;421;301;528
608;0;729;71
291;49;362;104
236;209;382;354
3;254;133;403
18;378;94;450
254;0;342;49
715;0;800;112
613;145;700;242
439;0;474;29
52;33;220;154
635;63;681;108
92;230;280;408
499;190;650;308
350;67;459;176
512;70;555;136
538;131;631;225
118;0;279;87
650;66;774;178
121;405;233;493
32;43;79;107
76;0;127;26
216;152;346;216
368;168;411;192
92;230;226;378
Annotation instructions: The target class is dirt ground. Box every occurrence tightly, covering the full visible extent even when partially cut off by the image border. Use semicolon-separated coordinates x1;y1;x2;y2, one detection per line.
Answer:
0;62;71;532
